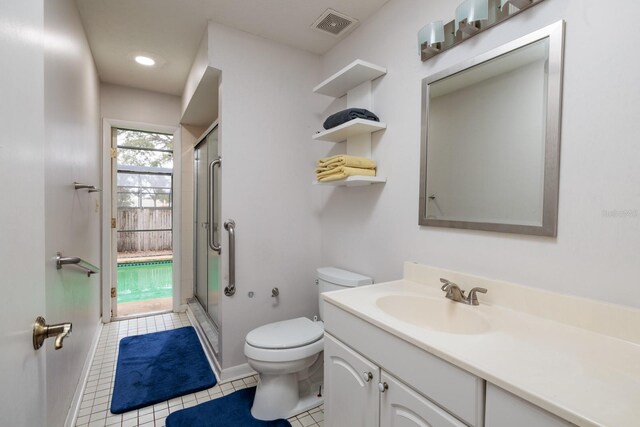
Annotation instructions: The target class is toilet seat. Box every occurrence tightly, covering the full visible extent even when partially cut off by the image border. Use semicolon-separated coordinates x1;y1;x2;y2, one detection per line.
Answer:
246;317;323;349
245;318;324;363
245;338;324;363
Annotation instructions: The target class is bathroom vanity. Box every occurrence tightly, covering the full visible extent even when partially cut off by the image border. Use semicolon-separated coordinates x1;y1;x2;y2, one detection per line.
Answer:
322;263;640;427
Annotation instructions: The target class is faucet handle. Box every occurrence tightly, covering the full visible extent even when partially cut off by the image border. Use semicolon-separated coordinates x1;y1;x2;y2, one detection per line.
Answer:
466;287;487;305
440;278;453;291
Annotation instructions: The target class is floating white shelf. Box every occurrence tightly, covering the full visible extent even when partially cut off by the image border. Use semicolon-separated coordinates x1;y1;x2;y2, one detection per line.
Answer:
313;176;387;187
313;119;387;143
313;60;387;98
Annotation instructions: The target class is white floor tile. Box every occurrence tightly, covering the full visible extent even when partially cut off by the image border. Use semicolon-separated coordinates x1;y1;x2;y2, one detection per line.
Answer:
75;414;90;426
154;408;169;419
105;414;122;425
298;414;316;427
138;413;153;424
121;411;137;421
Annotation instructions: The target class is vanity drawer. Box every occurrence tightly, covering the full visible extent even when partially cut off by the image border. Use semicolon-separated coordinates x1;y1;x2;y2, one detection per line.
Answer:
324;301;485;427
485;384;575;427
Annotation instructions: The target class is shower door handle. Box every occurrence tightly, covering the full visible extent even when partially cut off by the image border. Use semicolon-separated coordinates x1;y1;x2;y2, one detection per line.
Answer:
224;219;236;297
208;157;221;253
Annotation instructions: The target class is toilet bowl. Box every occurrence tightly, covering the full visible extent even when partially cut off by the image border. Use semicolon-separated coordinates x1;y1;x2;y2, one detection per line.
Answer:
245;267;373;420
245;317;324;420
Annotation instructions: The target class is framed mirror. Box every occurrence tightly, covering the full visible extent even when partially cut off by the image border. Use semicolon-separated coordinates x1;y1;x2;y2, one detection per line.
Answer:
419;21;565;236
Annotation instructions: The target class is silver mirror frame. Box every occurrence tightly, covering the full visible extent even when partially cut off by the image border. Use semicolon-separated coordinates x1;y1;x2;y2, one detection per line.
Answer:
419;20;565;236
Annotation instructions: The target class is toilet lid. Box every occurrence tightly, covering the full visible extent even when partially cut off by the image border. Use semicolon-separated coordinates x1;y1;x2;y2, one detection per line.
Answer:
246;317;324;349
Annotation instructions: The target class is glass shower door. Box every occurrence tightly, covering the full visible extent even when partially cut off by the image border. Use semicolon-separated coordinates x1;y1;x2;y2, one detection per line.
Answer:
194;125;221;330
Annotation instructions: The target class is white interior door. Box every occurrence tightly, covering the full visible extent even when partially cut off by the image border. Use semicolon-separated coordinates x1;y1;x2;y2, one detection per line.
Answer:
0;1;47;424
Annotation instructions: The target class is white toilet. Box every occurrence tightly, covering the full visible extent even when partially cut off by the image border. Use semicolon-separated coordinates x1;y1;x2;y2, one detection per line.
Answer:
244;267;373;420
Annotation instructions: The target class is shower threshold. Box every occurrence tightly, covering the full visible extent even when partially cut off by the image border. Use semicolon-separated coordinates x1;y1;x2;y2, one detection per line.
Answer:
187;299;221;372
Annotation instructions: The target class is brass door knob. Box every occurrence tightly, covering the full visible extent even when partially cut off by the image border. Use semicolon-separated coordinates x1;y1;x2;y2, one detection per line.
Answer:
33;317;72;350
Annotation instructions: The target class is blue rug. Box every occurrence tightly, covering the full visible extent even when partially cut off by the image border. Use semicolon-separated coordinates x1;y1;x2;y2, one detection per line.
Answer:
111;326;216;414
166;387;291;427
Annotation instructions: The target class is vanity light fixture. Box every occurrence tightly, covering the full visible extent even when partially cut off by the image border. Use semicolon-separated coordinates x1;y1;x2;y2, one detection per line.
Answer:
418;21;445;56
502;0;534;9
418;0;545;62
456;0;488;35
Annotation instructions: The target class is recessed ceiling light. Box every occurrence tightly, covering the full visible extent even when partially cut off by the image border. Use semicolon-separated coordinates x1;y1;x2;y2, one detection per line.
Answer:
134;55;156;66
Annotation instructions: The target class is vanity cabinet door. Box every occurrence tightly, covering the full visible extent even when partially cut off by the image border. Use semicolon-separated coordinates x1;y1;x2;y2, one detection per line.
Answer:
324;333;380;427
380;371;467;427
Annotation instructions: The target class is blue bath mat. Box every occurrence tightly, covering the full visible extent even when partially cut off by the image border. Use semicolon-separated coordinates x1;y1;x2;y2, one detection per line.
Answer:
166;387;291;427
111;326;216;414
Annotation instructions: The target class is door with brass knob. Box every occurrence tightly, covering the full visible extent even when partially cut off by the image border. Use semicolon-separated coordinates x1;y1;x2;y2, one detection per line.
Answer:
33;317;72;350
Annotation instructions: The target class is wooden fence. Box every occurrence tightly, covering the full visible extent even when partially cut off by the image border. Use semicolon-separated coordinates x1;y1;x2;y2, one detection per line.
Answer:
117;208;172;252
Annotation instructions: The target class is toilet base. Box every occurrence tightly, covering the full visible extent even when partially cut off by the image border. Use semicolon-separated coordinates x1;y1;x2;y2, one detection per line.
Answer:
250;373;323;421
285;379;323;419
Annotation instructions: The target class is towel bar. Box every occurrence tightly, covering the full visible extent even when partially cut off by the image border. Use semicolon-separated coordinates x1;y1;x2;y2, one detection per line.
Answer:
74;182;101;193
56;252;100;277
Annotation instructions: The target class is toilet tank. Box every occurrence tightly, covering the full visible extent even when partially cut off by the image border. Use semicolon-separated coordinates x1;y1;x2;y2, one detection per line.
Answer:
317;267;373;320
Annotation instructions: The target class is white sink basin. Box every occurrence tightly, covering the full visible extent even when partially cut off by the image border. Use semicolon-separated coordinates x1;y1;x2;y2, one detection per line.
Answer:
376;295;491;335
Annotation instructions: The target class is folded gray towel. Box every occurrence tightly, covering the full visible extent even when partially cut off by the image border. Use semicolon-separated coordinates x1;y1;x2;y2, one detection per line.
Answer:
323;108;380;130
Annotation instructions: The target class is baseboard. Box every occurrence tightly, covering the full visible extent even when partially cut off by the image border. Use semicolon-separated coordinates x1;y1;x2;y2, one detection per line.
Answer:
219;363;257;383
64;320;103;427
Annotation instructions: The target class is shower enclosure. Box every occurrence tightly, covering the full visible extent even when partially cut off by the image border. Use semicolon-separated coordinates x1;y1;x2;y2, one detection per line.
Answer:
191;123;222;360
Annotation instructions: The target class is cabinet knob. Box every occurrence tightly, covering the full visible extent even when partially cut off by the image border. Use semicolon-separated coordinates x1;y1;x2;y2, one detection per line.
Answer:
378;382;389;393
363;371;373;382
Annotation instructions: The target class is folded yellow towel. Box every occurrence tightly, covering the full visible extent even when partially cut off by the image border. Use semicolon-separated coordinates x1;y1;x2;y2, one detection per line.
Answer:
317;166;376;182
316;155;376;171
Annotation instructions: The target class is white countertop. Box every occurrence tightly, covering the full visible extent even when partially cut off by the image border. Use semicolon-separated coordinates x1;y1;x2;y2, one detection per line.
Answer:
322;279;640;427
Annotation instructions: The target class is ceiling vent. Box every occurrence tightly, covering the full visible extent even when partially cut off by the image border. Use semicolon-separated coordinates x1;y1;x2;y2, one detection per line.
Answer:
312;9;358;37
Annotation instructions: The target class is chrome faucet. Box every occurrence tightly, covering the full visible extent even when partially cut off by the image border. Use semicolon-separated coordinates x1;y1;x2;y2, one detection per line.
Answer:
440;278;487;306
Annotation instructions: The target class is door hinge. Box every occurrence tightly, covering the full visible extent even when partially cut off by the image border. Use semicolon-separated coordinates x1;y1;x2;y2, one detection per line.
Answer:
111;217;116;229
110;147;117;158
111;287;117;298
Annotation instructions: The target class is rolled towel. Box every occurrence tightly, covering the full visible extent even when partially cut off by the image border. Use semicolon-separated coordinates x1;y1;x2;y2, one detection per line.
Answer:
323;108;380;130
317;166;376;182
316;155;376;171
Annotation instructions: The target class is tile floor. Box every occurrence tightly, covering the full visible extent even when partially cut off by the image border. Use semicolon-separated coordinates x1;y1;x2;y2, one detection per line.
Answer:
75;312;324;427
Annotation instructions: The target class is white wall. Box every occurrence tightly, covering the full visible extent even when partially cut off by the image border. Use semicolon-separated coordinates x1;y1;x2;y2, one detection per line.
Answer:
319;0;640;308
101;83;182;126
182;29;209;119
202;23;326;368
43;0;101;425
